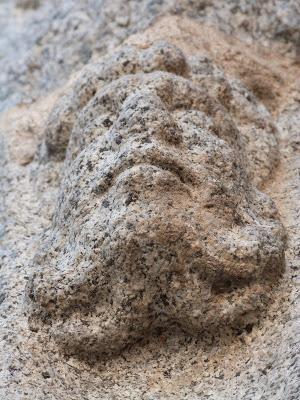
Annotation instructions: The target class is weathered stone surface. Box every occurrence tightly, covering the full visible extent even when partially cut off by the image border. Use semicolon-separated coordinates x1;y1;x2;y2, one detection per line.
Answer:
15;0;40;10
27;41;285;358
1;0;300;113
1;5;299;400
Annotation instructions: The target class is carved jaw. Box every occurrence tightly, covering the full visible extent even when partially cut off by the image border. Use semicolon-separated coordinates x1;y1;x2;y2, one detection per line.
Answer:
28;195;284;358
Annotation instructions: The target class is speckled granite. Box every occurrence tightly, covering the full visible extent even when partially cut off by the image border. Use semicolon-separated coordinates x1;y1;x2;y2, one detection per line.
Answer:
0;7;299;400
1;0;300;112
27;41;285;359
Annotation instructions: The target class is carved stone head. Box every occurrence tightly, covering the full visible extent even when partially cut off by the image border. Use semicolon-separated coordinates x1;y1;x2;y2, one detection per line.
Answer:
27;41;285;358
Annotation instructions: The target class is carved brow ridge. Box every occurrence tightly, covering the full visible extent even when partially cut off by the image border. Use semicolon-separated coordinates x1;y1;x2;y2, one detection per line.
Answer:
65;72;229;166
90;71;220;116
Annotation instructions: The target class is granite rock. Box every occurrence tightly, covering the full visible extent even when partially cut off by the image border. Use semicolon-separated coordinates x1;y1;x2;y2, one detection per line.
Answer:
28;41;285;358
1;5;299;400
1;0;300;113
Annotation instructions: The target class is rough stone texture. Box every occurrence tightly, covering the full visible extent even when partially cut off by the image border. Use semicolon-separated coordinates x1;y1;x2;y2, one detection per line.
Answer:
15;0;41;10
1;0;300;113
27;42;285;358
0;5;299;400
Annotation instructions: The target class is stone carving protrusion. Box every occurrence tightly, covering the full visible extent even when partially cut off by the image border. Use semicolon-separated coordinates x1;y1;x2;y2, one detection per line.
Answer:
27;41;285;358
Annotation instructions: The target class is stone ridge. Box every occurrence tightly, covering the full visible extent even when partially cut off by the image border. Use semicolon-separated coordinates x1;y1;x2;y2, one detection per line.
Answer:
27;41;285;359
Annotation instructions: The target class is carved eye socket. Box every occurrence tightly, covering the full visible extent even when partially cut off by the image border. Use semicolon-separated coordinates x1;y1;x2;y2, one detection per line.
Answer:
211;279;233;294
211;276;254;295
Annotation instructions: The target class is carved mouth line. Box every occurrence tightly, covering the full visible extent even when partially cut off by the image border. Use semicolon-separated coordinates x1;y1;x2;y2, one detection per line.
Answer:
119;161;191;184
92;146;197;195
